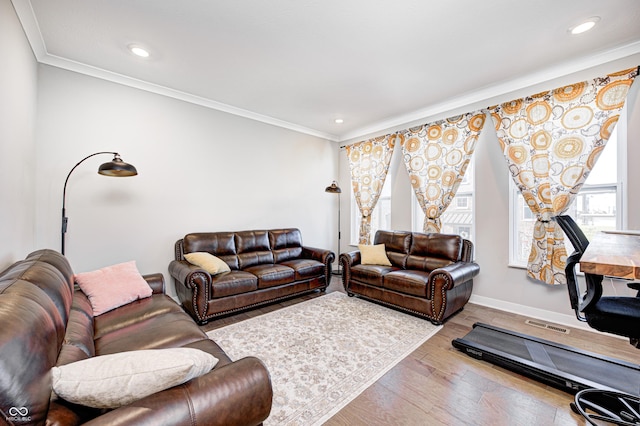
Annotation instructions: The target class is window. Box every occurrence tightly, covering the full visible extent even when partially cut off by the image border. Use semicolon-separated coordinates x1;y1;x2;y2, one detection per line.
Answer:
412;159;475;241
509;125;623;267
350;177;391;245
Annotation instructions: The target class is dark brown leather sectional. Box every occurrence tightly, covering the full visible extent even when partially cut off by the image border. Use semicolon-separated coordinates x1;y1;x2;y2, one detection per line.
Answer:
170;228;334;325
341;230;480;324
0;249;272;426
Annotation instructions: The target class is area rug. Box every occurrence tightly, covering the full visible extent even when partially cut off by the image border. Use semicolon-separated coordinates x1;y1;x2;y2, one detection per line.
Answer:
206;291;442;425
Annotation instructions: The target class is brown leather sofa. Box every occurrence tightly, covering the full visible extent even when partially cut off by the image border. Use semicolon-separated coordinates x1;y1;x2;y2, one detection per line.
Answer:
340;230;480;324
0;249;272;426
170;228;334;325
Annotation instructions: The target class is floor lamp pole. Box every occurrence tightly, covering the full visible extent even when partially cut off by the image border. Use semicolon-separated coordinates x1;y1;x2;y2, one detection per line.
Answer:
325;180;342;276
336;193;341;275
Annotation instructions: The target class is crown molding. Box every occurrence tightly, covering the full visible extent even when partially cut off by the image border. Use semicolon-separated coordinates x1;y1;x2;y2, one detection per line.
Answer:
12;0;640;145
10;0;340;142
41;53;342;141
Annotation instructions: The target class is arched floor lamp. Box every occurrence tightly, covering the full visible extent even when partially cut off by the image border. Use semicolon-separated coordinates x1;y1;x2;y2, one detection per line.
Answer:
325;180;341;275
62;152;138;255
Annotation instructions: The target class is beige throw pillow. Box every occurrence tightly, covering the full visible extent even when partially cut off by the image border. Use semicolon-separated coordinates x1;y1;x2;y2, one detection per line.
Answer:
358;244;392;266
184;252;231;275
51;348;218;408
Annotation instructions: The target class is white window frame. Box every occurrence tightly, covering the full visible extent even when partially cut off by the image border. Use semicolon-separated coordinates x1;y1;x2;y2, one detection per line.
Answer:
411;157;476;242
508;112;627;268
350;177;392;246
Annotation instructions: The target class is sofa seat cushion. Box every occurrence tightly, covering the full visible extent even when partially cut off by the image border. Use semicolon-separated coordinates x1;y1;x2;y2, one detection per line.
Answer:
95;311;209;355
93;294;185;339
280;258;324;280
350;264;398;288
210;271;258;299
244;264;295;289
383;270;430;298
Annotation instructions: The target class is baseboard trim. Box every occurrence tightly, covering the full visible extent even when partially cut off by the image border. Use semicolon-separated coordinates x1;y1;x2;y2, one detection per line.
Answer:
469;294;600;335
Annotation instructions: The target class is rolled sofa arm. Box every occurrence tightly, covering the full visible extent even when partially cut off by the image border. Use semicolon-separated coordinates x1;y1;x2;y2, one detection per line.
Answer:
142;273;165;294
168;260;211;322
428;261;480;293
301;245;332;263
428;261;480;324
340;251;361;268
339;251;361;293
302;246;335;279
84;356;273;426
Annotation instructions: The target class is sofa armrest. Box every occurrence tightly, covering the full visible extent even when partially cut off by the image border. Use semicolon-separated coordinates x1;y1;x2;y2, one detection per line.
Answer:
168;260;211;323
428;261;480;293
301;246;333;263
83;356;272;426
428;261;480;323
339;250;361;268
339;251;361;292
142;273;165;294
302;246;335;277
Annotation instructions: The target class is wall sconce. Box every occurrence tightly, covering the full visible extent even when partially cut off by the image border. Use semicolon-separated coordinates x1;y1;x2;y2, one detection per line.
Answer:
61;152;138;255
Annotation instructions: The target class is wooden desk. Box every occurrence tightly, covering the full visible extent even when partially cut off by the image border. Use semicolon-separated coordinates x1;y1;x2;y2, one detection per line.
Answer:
580;231;640;280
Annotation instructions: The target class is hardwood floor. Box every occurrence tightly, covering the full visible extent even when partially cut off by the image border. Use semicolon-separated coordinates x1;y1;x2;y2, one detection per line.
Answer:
200;277;639;425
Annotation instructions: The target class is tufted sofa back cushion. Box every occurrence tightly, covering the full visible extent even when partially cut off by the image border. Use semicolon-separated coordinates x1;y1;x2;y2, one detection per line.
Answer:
406;232;463;272
183;232;239;270
236;230;274;269
0;249;74;426
374;230;412;268
180;229;309;271
269;229;303;263
56;290;96;367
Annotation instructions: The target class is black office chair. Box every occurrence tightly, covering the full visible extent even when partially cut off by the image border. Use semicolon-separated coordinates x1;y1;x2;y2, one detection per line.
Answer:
554;215;640;425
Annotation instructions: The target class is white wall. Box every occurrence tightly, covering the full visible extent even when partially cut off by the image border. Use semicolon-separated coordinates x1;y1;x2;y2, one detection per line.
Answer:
34;65;338;297
0;0;38;269
339;55;640;329
3;0;639;324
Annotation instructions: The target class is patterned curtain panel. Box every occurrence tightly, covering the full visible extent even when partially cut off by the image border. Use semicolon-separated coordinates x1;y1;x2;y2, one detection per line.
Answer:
346;134;396;244
490;66;639;285
399;110;487;232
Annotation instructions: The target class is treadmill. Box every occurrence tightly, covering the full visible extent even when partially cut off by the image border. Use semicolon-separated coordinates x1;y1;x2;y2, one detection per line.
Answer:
452;322;640;397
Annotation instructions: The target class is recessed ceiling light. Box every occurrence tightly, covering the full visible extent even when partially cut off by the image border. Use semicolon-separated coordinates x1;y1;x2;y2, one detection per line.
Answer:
128;44;150;58
334;118;344;124
569;17;600;35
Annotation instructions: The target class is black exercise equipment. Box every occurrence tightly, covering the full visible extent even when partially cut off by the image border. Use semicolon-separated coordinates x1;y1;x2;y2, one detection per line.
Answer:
452;215;640;423
452;322;640;396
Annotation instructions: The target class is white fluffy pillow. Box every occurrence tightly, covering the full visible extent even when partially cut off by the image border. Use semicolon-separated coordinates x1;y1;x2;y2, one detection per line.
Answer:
51;348;218;408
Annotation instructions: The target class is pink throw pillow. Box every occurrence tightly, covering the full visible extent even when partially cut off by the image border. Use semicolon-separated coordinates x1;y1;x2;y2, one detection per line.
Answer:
74;261;153;316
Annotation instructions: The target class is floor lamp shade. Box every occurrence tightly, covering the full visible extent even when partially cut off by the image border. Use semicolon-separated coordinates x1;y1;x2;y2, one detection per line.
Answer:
325;181;341;275
61;152;137;255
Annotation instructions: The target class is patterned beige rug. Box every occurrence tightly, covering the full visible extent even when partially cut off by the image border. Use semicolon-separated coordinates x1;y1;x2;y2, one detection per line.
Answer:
206;291;442;426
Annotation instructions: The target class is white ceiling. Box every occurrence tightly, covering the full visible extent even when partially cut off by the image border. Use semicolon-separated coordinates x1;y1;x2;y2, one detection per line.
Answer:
12;0;640;142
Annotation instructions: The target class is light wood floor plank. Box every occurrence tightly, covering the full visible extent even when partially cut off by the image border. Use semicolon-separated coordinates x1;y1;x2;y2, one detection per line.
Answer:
200;277;639;425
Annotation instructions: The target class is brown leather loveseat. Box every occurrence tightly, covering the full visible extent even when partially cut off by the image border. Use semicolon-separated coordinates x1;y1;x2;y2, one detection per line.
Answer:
170;228;334;325
340;230;480;324
0;249;272;426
